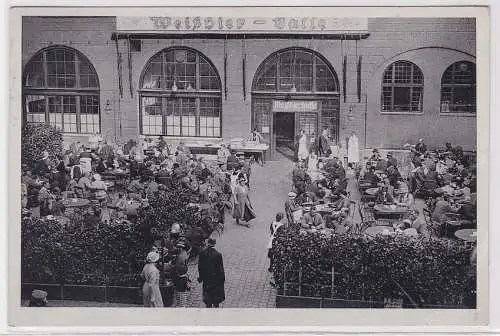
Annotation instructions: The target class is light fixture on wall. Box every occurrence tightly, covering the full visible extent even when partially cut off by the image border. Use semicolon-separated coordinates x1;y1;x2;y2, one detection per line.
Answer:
347;105;355;121
171;82;178;92
290;85;297;93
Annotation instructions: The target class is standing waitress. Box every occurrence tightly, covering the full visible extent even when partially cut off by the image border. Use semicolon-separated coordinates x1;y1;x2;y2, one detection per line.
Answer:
232;177;256;227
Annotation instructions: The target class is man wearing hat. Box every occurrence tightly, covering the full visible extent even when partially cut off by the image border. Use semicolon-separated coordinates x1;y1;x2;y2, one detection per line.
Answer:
284;191;299;224
198;238;225;308
387;152;398;169
415;138;427;155
173;241;190;307
29;289;48;307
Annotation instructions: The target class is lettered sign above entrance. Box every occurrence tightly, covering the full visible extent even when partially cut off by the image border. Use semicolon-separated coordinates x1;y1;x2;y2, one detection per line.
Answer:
272;100;318;112
116;17;368;34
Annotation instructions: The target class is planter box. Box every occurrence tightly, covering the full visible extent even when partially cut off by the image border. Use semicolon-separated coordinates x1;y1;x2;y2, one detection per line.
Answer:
276;295;384;308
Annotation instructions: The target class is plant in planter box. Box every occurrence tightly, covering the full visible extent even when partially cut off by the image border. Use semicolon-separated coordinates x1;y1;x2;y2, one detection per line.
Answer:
271;227;474;307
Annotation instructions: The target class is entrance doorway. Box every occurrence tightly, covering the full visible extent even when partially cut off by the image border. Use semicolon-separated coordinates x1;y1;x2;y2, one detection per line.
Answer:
274;112;295;158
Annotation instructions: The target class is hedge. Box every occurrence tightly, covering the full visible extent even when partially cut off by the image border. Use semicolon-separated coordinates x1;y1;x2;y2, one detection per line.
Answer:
22;185;223;286
22;124;63;169
270;226;475;307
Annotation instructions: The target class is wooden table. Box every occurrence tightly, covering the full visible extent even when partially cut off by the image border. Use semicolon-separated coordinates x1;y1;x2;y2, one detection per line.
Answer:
454;229;477;242
62;198;90;208
365;226;394;236
230;144;270;164
186;144;220;155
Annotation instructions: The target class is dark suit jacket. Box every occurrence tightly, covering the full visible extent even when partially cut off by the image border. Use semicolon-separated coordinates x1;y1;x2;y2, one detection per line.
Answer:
318;135;329;155
198;247;225;287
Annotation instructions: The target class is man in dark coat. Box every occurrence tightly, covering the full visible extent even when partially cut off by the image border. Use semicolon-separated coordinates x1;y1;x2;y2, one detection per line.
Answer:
198;238;225;308
317;128;330;157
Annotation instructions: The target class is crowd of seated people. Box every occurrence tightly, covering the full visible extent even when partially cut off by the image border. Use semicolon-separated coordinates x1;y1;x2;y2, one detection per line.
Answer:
285;152;353;235
21;137;260;234
356;139;477;238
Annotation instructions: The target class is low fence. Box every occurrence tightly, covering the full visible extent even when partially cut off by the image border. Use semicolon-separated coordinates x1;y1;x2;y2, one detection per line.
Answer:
275;295;467;309
22;282;175;306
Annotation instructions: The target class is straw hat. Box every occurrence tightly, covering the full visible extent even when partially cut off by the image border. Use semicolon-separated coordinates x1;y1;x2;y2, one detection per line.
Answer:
146;251;160;263
288;192;297;198
31;289;48;300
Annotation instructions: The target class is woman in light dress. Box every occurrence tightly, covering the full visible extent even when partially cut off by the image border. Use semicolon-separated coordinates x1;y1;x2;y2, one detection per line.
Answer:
232;177;256;227
141;251;164;307
307;152;321;181
297;130;309;162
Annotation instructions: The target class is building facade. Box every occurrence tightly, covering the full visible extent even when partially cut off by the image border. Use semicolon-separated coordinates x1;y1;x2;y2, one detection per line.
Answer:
22;16;477;157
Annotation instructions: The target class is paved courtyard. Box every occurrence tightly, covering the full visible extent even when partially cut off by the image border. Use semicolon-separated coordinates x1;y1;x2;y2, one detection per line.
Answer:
185;155;295;308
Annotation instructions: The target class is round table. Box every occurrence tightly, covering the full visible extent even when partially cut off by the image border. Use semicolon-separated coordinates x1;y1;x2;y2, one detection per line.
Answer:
104;181;115;188
373;204;409;216
454;229;477;242
62;198;90;208
365;226;394;236
365;187;379;196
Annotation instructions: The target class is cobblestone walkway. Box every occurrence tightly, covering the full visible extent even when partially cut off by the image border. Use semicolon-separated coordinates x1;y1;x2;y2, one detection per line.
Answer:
186;155;295;308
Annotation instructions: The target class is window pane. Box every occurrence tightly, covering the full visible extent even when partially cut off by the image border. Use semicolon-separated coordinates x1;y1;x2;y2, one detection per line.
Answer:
200;97;221;137
80;95;100;134
142;96;163;135
79;58;99;88
441;61;476;114
25;95;46;123
46;49;77;88
381;61;423;112
393;87;411;111
24;53;45;87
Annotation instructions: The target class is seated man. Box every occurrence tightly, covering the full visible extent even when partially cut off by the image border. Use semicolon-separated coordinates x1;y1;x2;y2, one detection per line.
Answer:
375;183;394;204
386;152;398;169
301;207;325;230
364;167;380;187
226;151;241;171
432;195;455;223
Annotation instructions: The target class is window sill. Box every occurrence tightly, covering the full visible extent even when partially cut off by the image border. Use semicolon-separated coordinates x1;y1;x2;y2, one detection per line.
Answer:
139;135;221;140
379;111;424;116
61;133;101;136
439;113;476;117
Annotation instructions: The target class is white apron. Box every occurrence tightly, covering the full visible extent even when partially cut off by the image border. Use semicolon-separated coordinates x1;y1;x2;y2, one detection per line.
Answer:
348;134;360;163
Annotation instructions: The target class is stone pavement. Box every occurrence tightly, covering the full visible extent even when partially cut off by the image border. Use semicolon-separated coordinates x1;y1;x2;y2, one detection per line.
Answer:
185;154;295;308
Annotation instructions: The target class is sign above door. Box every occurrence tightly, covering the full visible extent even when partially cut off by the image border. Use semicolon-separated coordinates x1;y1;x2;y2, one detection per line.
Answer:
272;100;318;112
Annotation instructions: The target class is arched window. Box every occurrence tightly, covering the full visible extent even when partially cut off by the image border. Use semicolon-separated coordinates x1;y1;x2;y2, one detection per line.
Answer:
440;61;476;114
252;48;339;93
251;48;340;146
139;47;222;137
23;46;100;133
381;61;423;113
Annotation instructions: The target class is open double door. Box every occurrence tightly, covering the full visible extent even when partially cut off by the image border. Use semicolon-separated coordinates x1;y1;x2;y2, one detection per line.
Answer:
271;111;319;161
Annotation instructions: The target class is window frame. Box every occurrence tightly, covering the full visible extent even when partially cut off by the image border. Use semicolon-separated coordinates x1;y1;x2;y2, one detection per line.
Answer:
380;60;424;115
440;61;476;115
251;47;340;94
22;46;101;134
138;47;222;138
